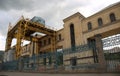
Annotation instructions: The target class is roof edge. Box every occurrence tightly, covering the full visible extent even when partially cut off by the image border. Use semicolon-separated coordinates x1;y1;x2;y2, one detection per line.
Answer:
63;12;85;23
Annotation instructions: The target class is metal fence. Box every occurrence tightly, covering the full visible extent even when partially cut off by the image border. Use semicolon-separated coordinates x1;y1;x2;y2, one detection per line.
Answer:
104;49;120;72
0;63;2;71
2;60;18;71
103;34;120;72
2;39;120;73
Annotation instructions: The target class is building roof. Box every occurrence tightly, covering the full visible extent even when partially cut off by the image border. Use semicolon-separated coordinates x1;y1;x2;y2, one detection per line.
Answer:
63;1;120;21
63;12;85;23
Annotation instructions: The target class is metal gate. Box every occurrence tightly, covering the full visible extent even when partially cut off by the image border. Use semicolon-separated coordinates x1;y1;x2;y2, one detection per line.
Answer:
102;34;120;72
18;51;64;72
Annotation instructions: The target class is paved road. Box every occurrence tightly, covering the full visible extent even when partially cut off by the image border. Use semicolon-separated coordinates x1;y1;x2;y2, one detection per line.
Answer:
0;72;120;76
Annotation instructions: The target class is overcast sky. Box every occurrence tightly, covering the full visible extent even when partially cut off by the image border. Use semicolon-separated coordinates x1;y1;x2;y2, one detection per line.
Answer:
0;0;120;51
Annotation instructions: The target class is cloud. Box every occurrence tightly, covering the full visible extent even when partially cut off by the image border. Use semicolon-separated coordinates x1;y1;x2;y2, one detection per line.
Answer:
0;0;89;31
0;0;34;11
0;0;120;50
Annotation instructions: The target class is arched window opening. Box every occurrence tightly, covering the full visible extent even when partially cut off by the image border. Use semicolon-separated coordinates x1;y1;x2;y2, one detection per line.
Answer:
70;24;75;50
98;18;103;26
87;22;92;30
110;13;116;22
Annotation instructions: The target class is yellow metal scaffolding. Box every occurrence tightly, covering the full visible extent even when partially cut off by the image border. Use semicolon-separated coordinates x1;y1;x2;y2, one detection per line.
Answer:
5;17;56;59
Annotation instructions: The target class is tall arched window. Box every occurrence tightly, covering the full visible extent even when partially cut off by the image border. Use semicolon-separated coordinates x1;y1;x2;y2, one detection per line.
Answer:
110;13;116;22
98;18;103;26
87;22;92;30
70;24;75;49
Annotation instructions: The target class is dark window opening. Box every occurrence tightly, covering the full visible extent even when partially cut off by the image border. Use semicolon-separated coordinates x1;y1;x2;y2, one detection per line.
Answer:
87;38;98;63
58;34;62;41
40;41;43;46
43;52;46;65
110;13;116;22
44;40;46;46
31;63;34;68
87;22;92;30
32;42;35;55
70;24;76;50
71;57;77;66
48;57;52;65
98;18;103;26
48;38;51;44
39;41;42;46
43;58;46;65
39;52;42;55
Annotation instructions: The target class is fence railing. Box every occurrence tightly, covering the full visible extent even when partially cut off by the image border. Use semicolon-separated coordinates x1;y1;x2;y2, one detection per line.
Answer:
2;43;120;73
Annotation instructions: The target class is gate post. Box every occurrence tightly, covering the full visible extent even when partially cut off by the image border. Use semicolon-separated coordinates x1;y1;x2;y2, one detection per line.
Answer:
94;34;106;72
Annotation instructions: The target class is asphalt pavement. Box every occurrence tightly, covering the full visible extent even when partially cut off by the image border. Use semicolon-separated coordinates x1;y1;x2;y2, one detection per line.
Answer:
0;72;120;76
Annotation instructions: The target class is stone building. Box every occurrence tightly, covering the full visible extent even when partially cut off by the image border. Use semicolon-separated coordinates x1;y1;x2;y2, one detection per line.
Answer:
21;2;120;71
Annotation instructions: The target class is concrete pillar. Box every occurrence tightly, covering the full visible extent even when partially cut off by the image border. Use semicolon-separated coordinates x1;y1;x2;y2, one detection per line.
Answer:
94;34;106;72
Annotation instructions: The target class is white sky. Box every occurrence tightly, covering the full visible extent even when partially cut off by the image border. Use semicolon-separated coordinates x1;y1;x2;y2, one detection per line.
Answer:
0;0;120;51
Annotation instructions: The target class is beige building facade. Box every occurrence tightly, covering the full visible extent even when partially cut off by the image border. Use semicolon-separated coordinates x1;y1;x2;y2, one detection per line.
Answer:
21;2;120;69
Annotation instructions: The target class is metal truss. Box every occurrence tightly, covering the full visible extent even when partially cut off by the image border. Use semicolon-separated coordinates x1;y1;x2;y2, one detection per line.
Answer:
5;17;56;59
